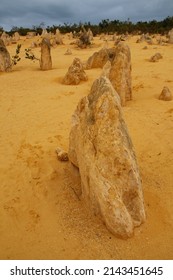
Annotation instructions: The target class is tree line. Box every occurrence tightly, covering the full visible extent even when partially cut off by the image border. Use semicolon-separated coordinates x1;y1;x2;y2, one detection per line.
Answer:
1;16;173;36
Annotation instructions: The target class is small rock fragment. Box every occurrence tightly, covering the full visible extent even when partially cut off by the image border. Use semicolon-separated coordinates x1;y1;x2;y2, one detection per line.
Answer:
150;53;163;62
56;147;69;161
159;86;172;101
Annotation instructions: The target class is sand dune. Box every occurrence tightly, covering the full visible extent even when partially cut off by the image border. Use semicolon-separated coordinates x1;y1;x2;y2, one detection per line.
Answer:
0;35;173;259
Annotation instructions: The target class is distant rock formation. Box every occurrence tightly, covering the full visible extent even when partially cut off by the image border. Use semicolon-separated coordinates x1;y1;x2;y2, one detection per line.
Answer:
26;32;36;39
54;29;63;45
0;39;12;72
136;33;153;44
1;32;11;46
85;47;116;69
168;29;173;44
109;42;132;106
136;34;146;43
87;28;93;41
30;41;40;48
112;33;117;41
119;34;129;41
41;29;53;40
64;48;72;55
68;32;73;40
159;86;172;101
12;32;20;42
40;38;52;70
68;76;145;238
77;26;91;48
150;53;163;62
63;58;88;85
41;29;48;38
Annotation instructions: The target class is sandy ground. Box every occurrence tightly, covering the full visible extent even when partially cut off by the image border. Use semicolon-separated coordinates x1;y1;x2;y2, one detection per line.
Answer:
0;34;173;260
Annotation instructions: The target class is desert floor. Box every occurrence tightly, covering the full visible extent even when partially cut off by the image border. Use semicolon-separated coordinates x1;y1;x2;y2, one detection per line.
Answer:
0;35;173;260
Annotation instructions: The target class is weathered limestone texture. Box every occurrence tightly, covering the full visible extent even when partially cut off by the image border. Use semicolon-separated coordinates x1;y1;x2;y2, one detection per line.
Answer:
0;39;12;72
85;47;116;69
40;38;52;70
68;77;145;238
76;25;92;48
63;58;88;85
100;60;111;78
109;42;132;106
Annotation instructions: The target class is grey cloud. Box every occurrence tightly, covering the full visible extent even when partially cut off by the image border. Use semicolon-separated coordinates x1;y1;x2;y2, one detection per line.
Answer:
0;0;172;30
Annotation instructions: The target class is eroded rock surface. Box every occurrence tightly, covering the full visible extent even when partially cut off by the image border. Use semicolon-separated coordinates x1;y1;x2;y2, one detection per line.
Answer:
76;26;91;48
40;38;52;70
63;58;88;85
100;60;111;78
0;39;12;72
109;42;132;106
68;76;145;238
85;47;116;69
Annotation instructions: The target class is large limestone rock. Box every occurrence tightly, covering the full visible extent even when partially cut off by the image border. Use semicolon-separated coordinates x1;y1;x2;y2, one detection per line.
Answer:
85;47;116;69
63;58;88;85
159;86;172;101
0;39;12;72
68;77;146;238
100;60;111;78
109;42;132;106
40;38;52;70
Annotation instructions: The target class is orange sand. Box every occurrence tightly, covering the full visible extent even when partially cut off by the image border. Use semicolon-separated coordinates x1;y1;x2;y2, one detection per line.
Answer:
0;35;173;260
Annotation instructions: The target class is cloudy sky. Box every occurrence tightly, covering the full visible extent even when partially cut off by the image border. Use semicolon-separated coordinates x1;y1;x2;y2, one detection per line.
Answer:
0;0;172;31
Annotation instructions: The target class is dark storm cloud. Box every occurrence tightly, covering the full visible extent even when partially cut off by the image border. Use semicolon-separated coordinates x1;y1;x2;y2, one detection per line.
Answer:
0;0;172;30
